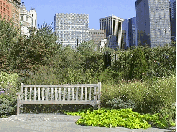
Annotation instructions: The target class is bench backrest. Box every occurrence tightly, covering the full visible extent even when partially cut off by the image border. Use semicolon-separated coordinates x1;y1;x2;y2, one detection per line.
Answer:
18;82;101;102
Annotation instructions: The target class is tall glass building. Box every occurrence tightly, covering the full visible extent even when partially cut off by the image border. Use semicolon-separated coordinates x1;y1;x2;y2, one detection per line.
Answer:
170;0;176;41
54;13;90;49
135;0;171;47
122;17;137;49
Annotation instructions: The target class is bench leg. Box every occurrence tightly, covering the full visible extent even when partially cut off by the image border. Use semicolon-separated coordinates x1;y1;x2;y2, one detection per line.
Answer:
98;103;100;109
17;103;19;115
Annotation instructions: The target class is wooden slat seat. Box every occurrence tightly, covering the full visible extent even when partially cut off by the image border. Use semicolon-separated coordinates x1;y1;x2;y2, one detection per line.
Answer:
16;82;101;115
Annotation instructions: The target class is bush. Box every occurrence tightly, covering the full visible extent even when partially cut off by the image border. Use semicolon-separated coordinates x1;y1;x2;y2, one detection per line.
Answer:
101;75;176;114
0;71;19;95
106;97;137;110
0;93;17;117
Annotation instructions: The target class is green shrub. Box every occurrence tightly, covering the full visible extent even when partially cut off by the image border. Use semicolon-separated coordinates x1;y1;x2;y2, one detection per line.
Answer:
65;108;176;129
0;71;19;95
0;94;17;117
106;97;137;110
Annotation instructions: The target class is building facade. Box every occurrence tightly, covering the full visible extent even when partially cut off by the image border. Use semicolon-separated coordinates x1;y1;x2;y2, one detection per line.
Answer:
122;19;129;49
0;0;21;27
99;15;124;50
54;13;90;49
88;29;106;50
128;17;137;47
122;17;137;49
135;0;171;48
170;0;176;41
20;2;37;36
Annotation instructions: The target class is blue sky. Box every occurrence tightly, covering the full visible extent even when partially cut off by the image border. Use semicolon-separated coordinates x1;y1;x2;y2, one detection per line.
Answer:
21;0;136;30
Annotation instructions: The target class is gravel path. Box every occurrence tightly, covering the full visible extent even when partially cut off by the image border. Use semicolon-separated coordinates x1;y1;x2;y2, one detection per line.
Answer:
0;114;175;132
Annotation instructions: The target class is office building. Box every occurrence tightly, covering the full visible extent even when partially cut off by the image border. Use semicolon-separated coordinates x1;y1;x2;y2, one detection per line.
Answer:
0;0;21;27
122;19;129;49
54;13;90;49
89;29;106;50
170;0;176;41
135;0;171;47
100;15;124;50
128;17;137;47
20;2;37;36
122;17;137;49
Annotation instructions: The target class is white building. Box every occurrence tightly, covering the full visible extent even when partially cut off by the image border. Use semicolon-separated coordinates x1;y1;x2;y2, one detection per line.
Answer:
20;2;37;36
99;39;107;52
100;15;124;50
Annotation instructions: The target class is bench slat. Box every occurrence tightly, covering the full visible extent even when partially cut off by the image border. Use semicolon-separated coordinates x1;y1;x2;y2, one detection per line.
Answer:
76;87;78;101
19;100;95;105
34;87;36;101
59;88;61;101
85;87;87;101
38;88;40;101
72;87;74;101
89;87;91;100
46;88;49;101
29;87;32;101
63;88;66;101
94;86;96;101
42;88;44;101
21;83;23;100
55;88;57;101
22;84;99;88
68;87;70;101
51;88;53;101
81;87;83;100
25;87;27;101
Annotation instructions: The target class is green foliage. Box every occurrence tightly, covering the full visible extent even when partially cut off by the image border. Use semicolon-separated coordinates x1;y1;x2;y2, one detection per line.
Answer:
0;71;19;94
127;46;148;80
0;94;17;117
0;17;19;71
65;108;175;129
106;97;137;109
101;75;176;114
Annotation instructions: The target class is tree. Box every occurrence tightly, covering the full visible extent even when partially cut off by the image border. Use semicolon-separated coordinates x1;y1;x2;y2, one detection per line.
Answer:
0;16;20;72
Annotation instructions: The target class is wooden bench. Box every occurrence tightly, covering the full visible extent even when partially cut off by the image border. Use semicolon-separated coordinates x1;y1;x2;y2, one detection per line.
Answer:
16;82;101;115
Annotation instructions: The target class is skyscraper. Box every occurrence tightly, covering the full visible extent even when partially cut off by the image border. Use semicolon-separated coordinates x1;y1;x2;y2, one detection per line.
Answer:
99;15;124;49
54;13;90;49
122;17;137;49
135;0;171;47
170;0;176;41
122;19;129;49
128;17;137;47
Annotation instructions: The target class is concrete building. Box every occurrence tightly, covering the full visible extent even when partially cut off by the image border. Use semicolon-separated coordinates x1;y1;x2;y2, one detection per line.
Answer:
20;2;37;36
88;29;106;50
54;13;90;49
0;0;21;27
170;0;176;41
135;0;171;47
99;15;124;50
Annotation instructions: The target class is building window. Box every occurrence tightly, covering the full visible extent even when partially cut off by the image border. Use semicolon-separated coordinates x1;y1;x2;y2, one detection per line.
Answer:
26;16;28;21
21;16;23;21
